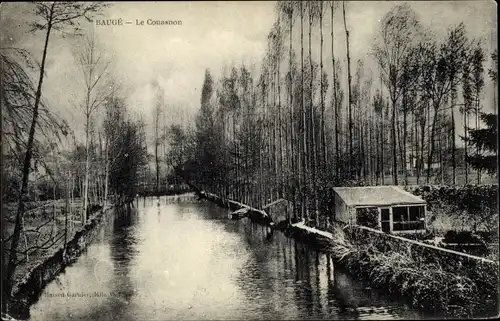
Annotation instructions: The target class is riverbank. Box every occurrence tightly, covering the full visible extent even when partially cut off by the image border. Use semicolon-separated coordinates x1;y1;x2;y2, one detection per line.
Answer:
197;191;273;226
336;225;497;318
286;222;498;318
5;205;113;320
197;190;498;318
2;199;94;289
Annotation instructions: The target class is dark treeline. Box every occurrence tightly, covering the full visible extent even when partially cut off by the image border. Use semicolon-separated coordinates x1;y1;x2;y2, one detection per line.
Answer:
169;2;497;227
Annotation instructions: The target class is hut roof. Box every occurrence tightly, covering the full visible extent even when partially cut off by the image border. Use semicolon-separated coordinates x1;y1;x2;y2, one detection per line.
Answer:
332;186;426;207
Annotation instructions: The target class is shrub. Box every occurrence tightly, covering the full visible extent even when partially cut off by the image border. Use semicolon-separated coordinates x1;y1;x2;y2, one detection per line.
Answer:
406;185;498;259
406;185;498;220
444;231;484;244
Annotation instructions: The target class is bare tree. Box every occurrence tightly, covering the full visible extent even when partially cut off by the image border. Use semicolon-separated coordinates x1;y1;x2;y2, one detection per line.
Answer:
329;1;340;182
342;1;353;180
372;3;422;185
277;1;298;221
446;24;469;185
417;25;470;182
299;1;307;221
152;82;165;201
74;28;115;223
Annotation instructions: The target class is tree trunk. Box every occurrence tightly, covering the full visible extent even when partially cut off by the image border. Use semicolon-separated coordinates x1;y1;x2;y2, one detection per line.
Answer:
439;125;444;183
331;3;339;182
343;1;353;181
64;171;70;255
272;67;278;201
5;16;53;310
155;108;160;200
288;10;297;221
381;107;385;185
391;98;398;185
475;97;481;184
320;2;326;174
104;139;109;207
397;110;403;180
259;90;266;208
233;112;237;200
277;45;283;199
369;111;374;184
426;106;439;182
450;84;457;185
300;2;307;221
83;116;91;224
419;119;426;185
309;7;319;227
464;110;468;184
414;111;419;184
403;95;408;185
375;113;380;184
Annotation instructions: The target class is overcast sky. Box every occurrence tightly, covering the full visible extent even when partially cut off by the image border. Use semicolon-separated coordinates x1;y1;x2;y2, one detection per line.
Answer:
1;1;497;142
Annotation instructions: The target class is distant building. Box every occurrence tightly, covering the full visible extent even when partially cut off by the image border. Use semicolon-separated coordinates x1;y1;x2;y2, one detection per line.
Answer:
332;186;427;234
404;146;467;176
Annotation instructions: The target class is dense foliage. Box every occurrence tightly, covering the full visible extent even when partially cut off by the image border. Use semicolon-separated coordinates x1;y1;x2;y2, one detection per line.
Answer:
169;2;497;229
465;113;498;175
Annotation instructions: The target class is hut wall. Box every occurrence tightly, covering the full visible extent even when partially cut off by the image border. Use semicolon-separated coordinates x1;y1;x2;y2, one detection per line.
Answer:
334;193;351;223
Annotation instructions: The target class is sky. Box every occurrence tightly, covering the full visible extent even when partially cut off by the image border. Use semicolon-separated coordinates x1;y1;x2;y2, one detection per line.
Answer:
1;1;497;143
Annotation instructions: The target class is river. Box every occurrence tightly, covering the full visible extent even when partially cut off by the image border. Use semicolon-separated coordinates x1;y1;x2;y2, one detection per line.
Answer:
29;195;423;320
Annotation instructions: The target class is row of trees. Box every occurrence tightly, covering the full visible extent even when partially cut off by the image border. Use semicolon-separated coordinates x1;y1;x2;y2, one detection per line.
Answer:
169;2;497;227
149;83;193;197
2;2;148;313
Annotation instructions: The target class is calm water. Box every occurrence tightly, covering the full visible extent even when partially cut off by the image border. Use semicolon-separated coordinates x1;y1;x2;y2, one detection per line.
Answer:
30;195;423;320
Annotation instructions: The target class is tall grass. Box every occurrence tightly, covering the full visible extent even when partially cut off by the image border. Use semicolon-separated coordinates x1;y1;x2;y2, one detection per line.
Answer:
427;203;469;234
326;224;495;318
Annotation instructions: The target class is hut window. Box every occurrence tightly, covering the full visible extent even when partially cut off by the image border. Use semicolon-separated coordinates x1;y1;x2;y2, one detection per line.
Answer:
393;206;425;231
409;206;425;230
356;207;379;228
409;206;424;221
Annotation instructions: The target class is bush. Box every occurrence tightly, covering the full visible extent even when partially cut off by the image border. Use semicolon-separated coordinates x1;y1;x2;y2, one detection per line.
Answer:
407;185;498;218
407;185;498;243
444;231;484;244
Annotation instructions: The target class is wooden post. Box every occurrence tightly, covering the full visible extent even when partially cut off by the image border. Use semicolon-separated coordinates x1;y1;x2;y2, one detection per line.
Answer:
389;206;394;233
378;207;382;230
53;202;57;241
424;204;427;230
64;170;70;255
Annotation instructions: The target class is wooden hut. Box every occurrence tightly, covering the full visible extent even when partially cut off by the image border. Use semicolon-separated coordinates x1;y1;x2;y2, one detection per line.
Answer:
332;186;427;234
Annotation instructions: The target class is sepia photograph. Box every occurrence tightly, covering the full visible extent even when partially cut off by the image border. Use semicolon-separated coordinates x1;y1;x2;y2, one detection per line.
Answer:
1;1;498;320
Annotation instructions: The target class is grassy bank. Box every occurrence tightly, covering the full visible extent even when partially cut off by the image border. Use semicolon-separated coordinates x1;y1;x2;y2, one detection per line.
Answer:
270;219;496;318
6;205;112;320
2;199;102;296
324;224;498;318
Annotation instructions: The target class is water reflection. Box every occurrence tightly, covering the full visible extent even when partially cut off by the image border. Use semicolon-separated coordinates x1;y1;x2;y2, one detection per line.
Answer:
109;207;138;314
30;198;422;320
